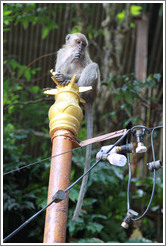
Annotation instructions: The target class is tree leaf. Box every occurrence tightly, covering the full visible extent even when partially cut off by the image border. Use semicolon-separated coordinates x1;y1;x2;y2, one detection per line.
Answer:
117;10;126;23
77;238;104;243
23;19;29;29
10;59;20;69
42;27;49;39
69;187;79;202
87;222;104;233
24;68;31;81
3;10;12;16
130;5;142;16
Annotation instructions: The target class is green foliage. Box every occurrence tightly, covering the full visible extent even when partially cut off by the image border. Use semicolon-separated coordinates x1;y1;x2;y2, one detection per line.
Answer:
71;25;82;34
3;25;50;241
117;4;142;25
67;153;128;242
130;5;143;16
71;24;104;40
3;3;58;39
117;10;126;24
3;120;50;242
3;66;162;243
76;237;104;243
104;73;161;126
87;25;105;40
68;146;163;243
125;238;153;243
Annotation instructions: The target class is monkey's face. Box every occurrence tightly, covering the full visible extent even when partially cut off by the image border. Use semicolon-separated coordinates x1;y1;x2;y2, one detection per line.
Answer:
74;38;87;53
66;34;88;55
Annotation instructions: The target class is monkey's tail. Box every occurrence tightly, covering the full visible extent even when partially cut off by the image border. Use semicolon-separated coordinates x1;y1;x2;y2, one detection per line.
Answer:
72;102;93;221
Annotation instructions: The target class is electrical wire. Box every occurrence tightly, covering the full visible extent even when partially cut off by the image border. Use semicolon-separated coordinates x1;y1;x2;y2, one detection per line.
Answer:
131;125;150;131
3;199;55;243
65;159;100;193
3;126;162;242
3;130;129;242
131;125;163;221
126;134;131;211
3;161;101;243
66;129;131;193
3;130;125;176
132;170;156;221
127;160;131;211
125;125;163;221
3;147;81;176
105;129;131;154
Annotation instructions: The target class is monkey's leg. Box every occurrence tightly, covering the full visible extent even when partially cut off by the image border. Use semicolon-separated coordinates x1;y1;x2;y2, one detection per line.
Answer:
77;62;98;86
77;62;99;102
72;102;93;220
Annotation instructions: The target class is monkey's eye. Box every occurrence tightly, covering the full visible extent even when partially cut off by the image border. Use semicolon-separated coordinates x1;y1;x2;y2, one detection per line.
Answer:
76;39;81;44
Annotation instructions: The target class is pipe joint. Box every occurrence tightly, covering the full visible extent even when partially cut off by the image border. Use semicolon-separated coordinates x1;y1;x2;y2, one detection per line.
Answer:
44;73;92;138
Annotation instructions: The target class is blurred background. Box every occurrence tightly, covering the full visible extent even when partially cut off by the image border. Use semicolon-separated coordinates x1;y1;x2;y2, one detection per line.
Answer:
3;2;163;243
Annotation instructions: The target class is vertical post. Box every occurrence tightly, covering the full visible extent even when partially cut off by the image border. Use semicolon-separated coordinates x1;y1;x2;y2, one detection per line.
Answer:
43;130;73;243
43;74;92;243
135;14;148;82
132;14;149;176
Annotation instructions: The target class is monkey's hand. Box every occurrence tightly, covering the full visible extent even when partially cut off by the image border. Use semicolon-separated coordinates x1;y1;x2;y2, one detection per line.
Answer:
72;51;81;61
55;72;65;82
54;72;70;85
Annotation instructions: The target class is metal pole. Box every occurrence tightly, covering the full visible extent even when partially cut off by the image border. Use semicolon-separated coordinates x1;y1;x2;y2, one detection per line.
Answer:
43;74;92;243
43;129;73;243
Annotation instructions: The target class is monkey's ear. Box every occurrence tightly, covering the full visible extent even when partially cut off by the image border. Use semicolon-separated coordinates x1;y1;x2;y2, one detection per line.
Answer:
86;39;89;47
65;34;71;43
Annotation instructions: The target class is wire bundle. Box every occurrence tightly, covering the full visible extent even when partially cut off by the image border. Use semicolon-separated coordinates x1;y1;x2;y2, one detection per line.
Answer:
3;125;163;242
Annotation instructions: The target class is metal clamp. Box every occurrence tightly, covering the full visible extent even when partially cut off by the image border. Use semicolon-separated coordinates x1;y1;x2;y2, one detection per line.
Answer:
52;190;67;203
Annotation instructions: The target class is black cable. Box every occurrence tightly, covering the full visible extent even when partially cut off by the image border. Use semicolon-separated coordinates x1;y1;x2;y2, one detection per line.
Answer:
3;126;162;241
126;133;131;211
127;159;131;211
3;130;125;176
66;129;131;193
3;147;81;176
132;169;156;221
65;160;100;193
66;129;130;193
129;125;163;221
3;200;55;243
3;130;130;243
3;160;102;243
131;125;150;131
105;129;131;154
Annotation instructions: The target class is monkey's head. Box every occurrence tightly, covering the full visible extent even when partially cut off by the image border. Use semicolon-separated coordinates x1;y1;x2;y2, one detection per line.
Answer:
65;33;88;54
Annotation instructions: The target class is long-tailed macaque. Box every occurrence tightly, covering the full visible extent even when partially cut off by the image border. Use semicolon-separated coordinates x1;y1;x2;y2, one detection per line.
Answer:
54;33;100;220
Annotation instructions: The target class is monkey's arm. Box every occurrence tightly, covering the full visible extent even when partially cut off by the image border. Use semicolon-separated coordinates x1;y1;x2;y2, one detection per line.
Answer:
55;49;82;84
56;49;81;72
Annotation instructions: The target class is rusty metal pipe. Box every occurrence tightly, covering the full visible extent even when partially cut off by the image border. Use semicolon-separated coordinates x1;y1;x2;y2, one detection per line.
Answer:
43;129;73;243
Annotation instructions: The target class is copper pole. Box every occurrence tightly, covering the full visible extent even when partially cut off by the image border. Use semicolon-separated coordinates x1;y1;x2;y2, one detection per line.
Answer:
43;74;91;243
43;129;73;243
